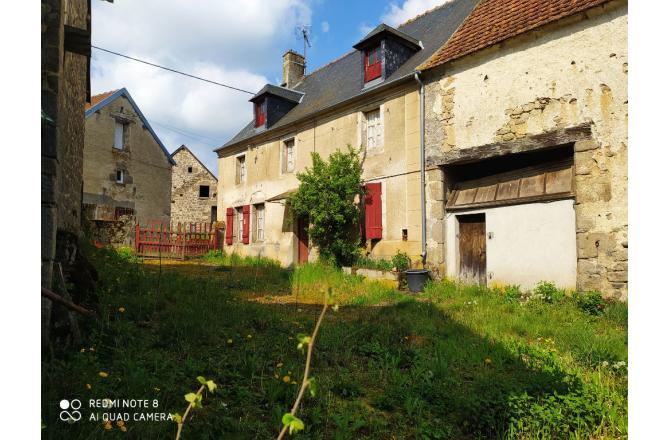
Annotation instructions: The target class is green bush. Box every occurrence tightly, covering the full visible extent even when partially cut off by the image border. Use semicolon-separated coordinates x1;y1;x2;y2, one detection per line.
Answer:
574;290;606;315
289;146;364;266
532;281;566;303
503;284;522;303
391;251;411;272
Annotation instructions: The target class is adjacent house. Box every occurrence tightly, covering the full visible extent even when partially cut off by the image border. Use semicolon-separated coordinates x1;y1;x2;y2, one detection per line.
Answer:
215;0;478;266
83;88;174;226
417;0;627;298
171;145;218;224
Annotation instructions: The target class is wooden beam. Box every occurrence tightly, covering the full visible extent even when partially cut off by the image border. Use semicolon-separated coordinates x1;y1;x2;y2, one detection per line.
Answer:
427;123;592;167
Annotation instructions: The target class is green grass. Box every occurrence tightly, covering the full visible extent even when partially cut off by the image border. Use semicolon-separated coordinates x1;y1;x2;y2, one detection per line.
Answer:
42;249;627;439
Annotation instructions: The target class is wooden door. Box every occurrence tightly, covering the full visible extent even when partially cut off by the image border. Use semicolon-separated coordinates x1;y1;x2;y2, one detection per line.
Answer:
458;214;486;285
297;216;309;264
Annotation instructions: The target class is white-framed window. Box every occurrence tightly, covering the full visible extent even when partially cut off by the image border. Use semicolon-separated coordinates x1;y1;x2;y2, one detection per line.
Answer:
115;169;124;183
236;154;247;184
254;204;265;241
114;121;126;150
364;108;382;150
282;139;295;173
236;207;244;242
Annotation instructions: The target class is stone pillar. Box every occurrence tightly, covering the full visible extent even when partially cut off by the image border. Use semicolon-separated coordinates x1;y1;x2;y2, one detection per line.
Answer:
425;167;446;277
573;138;627;300
281;50;305;89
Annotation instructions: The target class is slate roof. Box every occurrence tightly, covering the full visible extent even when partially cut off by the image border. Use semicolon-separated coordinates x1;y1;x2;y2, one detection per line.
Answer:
352;23;422;50
250;84;304;103
217;0;479;152
418;0;612;71
171;145;218;181
85;88;176;165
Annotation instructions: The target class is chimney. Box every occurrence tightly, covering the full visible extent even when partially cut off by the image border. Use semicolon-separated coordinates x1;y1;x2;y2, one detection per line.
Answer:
281;50;305;89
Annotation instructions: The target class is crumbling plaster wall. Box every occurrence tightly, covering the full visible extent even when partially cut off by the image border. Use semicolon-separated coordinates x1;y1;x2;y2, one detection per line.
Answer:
423;1;627;299
171;148;218;224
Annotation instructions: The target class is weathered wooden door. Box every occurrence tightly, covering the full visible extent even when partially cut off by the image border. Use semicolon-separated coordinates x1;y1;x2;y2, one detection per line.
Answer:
458;214;486;285
297;216;309;264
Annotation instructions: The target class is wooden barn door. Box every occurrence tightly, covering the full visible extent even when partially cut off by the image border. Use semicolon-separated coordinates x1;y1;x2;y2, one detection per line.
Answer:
297;215;309;264
458;214;486;285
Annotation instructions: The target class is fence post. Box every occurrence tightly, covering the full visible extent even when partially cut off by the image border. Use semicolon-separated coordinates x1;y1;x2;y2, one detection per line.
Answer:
134;223;140;254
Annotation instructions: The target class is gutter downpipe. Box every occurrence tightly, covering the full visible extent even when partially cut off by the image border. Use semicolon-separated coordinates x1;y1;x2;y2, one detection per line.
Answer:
414;72;427;266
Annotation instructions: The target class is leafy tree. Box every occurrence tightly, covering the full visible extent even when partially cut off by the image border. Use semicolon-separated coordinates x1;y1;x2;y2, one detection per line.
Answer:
289;146;363;266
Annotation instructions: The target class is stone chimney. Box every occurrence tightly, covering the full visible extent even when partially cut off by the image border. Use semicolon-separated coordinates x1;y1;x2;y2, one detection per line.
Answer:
281;50;305;89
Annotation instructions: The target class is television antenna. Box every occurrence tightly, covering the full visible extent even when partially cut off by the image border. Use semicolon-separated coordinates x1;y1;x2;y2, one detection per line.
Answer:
295;25;312;72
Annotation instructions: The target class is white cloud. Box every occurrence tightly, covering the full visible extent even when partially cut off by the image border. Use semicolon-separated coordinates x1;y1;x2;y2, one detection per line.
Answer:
359;23;374;37
91;0;313;174
381;0;450;27
321;21;330;33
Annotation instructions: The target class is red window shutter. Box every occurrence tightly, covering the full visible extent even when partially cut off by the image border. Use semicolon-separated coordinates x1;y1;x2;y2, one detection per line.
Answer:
364;183;382;240
254;100;266;127
225;207;234;245
242;205;250;244
364;46;382;82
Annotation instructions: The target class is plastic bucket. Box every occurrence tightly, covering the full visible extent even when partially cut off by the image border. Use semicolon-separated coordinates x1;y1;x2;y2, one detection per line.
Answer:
405;269;430;293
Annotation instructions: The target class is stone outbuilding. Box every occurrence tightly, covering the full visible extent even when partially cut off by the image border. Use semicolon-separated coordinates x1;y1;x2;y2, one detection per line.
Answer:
83;88;174;228
170;145;218;224
417;0;627;299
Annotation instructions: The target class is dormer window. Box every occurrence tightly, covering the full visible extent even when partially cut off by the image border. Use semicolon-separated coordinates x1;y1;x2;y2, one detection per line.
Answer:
254;100;266;127
364;46;382;82
353;23;421;86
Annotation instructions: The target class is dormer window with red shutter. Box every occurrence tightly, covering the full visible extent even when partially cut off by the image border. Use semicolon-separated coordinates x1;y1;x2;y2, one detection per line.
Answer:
353;23;421;86
254;99;266;127
364;46;382;82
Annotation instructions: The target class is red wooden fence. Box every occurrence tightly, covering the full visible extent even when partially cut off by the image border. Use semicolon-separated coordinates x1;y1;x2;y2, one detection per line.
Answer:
134;219;220;259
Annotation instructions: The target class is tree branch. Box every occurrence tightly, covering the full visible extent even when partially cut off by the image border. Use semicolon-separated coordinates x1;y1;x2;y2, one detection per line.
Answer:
276;298;328;440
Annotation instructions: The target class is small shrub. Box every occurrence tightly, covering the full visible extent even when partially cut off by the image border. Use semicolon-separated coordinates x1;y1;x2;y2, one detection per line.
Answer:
503;285;522;303
574;290;606;315
532;281;566;303
391;251;411;272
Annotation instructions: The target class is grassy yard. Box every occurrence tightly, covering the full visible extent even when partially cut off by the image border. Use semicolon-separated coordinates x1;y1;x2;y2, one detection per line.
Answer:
42;249;627;439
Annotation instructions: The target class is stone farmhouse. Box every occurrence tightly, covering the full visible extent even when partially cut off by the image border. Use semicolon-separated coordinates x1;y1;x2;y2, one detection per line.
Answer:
216;0;478;266
83;88;174;227
170;145;218;224
216;0;627;299
417;0;627;299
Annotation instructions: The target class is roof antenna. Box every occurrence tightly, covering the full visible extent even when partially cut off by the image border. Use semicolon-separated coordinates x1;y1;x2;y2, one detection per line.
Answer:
295;25;312;73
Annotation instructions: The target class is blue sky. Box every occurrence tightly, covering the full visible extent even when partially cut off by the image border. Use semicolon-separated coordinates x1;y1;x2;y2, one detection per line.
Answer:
91;0;449;175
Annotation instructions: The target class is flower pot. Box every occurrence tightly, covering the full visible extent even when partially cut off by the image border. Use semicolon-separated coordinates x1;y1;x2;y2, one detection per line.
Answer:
405;269;429;293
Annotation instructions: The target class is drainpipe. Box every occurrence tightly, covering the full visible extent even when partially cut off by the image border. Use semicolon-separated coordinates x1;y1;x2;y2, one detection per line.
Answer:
414;72;427;265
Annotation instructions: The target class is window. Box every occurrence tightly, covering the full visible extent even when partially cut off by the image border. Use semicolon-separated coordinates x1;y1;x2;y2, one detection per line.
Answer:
254;99;266;127
254;204;265;242
364;45;382;82
199;185;210;198
114;121;127;149
114;207;135;219
282;139;295;173
236;155;247;184
187;166;193;173
365;109;383;150
236;207;244;242
116;169;124;184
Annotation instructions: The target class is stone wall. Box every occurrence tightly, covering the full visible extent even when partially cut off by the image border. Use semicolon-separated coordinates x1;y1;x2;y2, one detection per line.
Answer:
171;147;218;224
83;94;172;225
41;0;90;347
422;1;627;299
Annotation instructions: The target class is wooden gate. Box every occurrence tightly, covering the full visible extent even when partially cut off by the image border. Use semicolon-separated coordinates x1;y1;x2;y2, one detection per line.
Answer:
135;219;219;259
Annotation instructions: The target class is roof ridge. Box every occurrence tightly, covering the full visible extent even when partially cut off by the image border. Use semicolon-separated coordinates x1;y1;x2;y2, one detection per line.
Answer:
91;89;119;98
